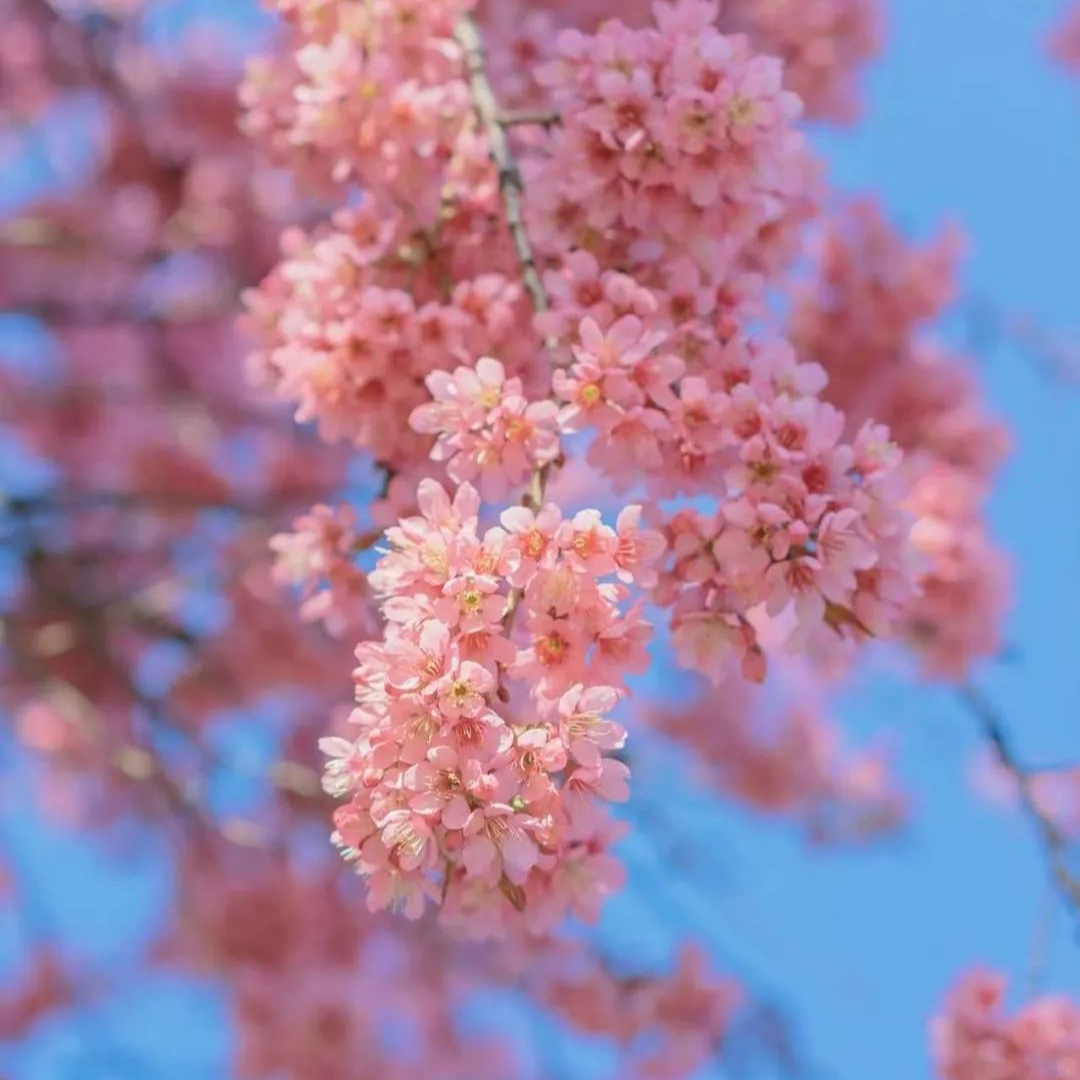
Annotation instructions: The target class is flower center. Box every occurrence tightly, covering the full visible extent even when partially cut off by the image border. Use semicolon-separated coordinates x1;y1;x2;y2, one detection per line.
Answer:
523;530;546;558
580;382;602;406
727;95;756;126
537;632;568;666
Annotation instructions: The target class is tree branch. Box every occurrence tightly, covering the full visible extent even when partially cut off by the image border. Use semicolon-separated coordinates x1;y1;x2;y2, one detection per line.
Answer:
961;682;1080;932
454;15;549;320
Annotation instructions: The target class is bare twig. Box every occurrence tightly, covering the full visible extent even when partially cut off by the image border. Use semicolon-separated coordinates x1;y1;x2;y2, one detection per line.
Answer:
454;15;549;320
1026;880;1056;998
4;561;327;851
961;682;1080;933
962;292;1080;385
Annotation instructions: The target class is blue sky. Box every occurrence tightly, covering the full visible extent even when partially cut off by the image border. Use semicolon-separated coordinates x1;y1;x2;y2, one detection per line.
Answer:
3;1;1080;1079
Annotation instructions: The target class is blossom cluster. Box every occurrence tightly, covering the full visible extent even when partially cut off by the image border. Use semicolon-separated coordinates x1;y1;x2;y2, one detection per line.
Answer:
160;839;746;1080
904;467;1010;680
932;971;1080;1080
240;0;475;200
0;10;358;829
537;943;742;1077
321;479;664;936
651;359;913;682
720;0;884;122
243;203;531;476
166;844;513;1080
410;356;562;499
542;282;916;680
529;1;817;313
500;14;909;684
271;503;375;638
789;200;1011;679
475;0;884;124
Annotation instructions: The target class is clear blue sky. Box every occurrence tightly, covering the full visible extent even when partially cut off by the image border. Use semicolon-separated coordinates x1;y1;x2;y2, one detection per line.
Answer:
2;2;1080;1078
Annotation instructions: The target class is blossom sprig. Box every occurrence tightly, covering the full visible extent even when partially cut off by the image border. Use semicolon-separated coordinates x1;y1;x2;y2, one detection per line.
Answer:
271;504;379;638
322;478;664;937
526;0;818;322
546;303;916;680
410;356;563;500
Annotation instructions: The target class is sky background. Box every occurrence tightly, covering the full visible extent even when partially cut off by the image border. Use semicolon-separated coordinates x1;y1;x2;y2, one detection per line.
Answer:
2;1;1080;1078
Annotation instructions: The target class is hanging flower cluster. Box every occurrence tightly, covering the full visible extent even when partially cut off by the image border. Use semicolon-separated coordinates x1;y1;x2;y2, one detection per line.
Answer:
321;479;664;935
789;200;1011;678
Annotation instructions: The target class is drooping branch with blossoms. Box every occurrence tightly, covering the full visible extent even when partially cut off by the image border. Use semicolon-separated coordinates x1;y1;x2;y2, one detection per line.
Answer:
242;0;925;934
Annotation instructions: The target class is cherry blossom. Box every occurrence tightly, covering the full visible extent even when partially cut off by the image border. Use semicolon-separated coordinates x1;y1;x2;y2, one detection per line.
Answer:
7;1;1074;1079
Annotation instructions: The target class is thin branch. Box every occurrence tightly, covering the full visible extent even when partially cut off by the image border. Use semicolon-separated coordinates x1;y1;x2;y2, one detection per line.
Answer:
454;15;562;666
267;759;324;800
454;15;549;320
1;488;322;522
499;109;562;130
960;683;1080;933
7;669;324;843
1026;880;1055;999
1;296;239;327
4;563;327;851
962;292;1080;385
